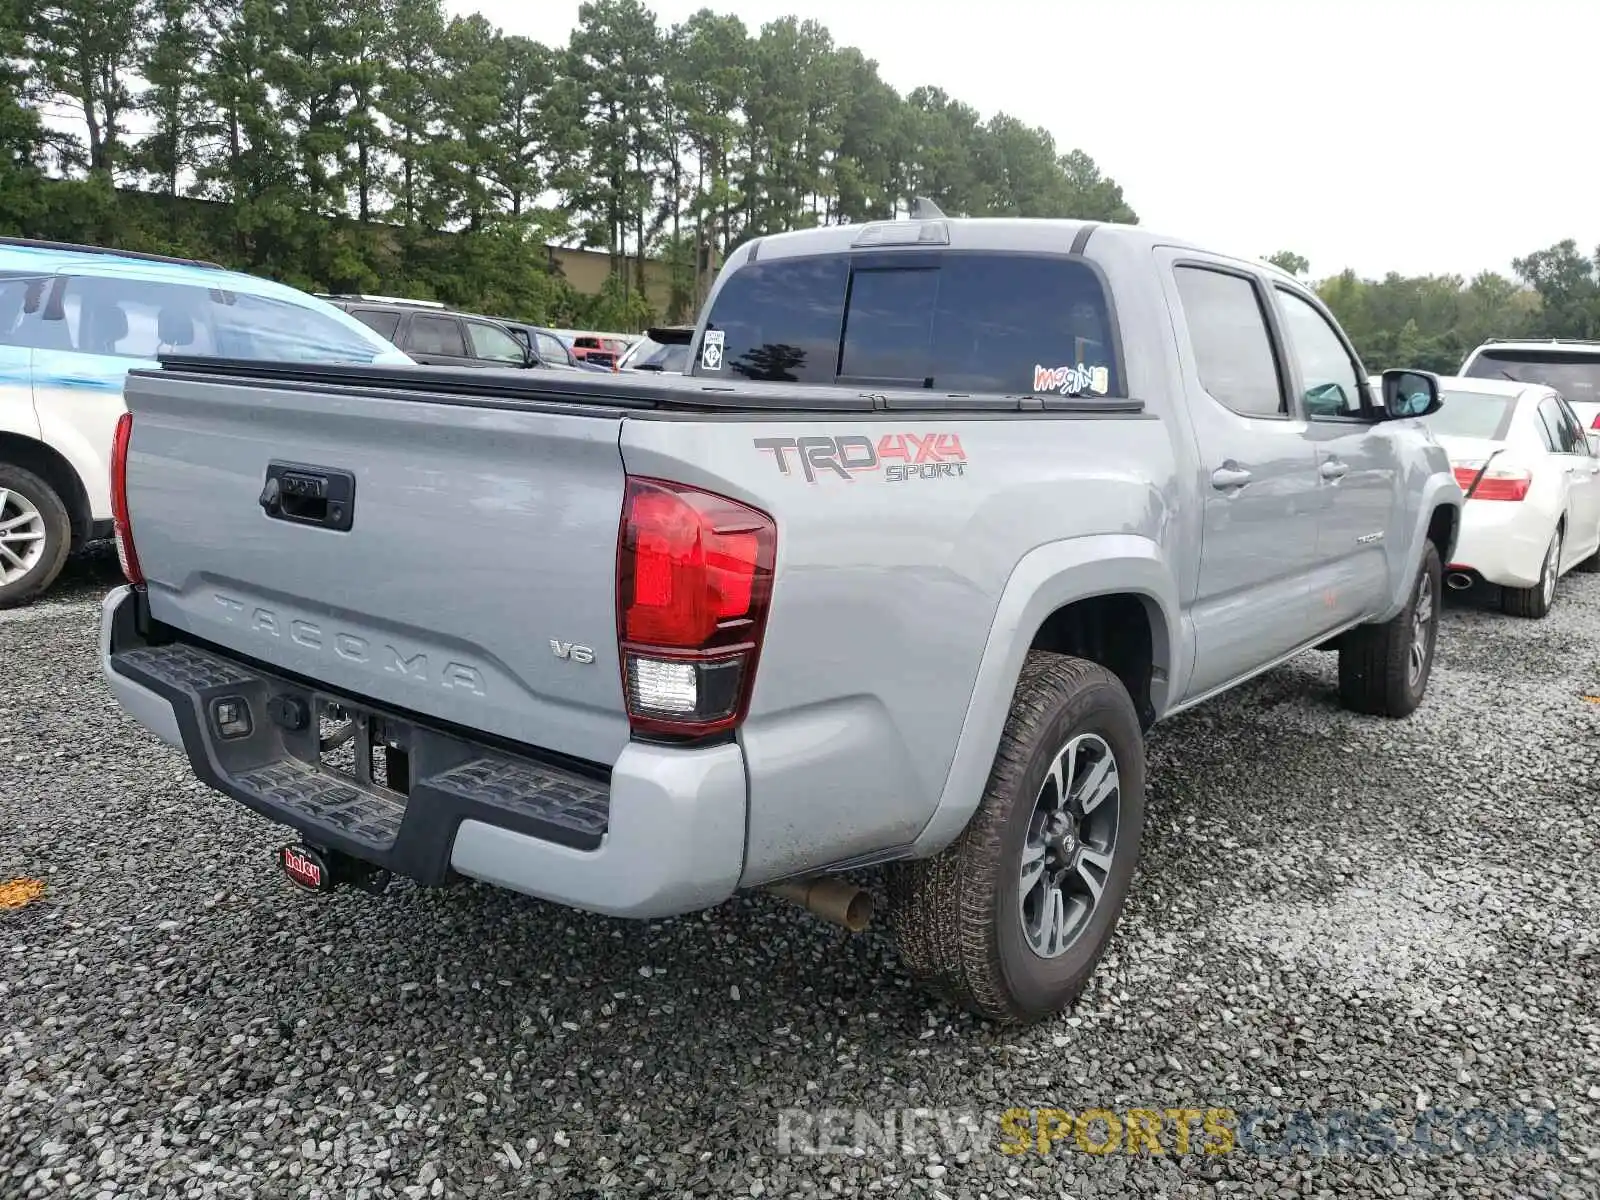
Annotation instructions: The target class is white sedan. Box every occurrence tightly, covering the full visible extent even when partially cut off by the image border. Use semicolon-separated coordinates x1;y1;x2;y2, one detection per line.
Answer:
1377;375;1600;617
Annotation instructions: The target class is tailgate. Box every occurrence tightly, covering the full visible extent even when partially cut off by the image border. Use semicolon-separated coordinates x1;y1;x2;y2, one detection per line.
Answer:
121;370;631;766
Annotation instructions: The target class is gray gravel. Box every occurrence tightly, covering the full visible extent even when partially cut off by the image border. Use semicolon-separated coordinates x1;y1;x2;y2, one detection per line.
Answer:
2;549;1597;1199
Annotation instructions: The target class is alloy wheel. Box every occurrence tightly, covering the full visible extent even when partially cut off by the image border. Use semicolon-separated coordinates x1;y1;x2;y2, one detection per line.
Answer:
1019;732;1121;959
0;488;47;586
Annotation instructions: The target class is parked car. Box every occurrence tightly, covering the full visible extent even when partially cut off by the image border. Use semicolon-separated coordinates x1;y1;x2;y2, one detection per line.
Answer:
318;295;538;370
1459;338;1600;431
100;214;1460;1023
617;326;694;374
0;238;410;608
550;329;629;370
491;320;610;372
1377;373;1600;616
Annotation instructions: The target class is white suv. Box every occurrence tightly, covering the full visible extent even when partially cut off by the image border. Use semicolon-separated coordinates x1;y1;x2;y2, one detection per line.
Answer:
0;238;408;607
1459;339;1600;432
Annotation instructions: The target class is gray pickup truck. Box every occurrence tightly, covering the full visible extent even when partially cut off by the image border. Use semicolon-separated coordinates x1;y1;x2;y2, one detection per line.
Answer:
100;216;1461;1023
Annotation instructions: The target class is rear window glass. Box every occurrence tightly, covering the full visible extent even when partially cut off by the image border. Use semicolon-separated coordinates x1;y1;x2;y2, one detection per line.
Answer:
1423;388;1517;440
1463;349;1600;409
699;252;1121;396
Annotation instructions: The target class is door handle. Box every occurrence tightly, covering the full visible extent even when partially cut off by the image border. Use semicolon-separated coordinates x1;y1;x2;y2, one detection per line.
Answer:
1320;459;1349;481
1210;465;1252;490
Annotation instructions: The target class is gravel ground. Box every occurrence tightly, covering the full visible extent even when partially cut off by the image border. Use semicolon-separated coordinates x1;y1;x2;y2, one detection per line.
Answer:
2;549;1597;1200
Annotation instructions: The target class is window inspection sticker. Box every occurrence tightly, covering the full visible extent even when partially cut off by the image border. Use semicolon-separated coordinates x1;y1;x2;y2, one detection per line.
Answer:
700;329;725;371
1033;362;1109;397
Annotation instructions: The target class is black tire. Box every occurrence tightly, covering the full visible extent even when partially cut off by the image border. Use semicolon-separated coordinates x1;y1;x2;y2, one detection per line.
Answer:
887;652;1146;1024
1501;527;1562;619
1338;539;1441;717
0;463;72;610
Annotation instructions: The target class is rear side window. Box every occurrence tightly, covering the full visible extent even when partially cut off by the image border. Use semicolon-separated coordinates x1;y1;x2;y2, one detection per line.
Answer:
351;309;401;340
407;315;467;357
1173;266;1285;418
1539;396;1584;453
699;252;1121;395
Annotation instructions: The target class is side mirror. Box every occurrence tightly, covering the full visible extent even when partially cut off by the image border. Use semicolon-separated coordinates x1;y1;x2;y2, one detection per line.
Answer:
1381;368;1442;419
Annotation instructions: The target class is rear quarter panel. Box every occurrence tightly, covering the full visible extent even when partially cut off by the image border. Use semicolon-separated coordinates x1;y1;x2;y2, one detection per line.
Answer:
620;410;1187;885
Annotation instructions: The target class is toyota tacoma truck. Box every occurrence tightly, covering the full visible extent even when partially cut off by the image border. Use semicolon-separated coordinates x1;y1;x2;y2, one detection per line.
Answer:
100;215;1461;1023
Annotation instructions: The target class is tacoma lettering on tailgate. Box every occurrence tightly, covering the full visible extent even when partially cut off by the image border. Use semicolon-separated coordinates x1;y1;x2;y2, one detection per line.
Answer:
212;593;487;695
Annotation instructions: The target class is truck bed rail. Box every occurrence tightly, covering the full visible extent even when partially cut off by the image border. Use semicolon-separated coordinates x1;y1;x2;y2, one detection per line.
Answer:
146;355;1148;416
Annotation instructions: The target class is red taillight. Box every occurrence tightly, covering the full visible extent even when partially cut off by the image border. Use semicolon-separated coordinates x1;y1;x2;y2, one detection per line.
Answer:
616;477;776;737
1591;412;1600;430
1452;464;1530;502
109;411;143;584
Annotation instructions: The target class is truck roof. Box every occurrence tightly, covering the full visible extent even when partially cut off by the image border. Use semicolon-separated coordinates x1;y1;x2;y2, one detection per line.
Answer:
739;217;1210;263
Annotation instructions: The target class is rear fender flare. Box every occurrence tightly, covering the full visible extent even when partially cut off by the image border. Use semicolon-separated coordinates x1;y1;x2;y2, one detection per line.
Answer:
907;534;1182;857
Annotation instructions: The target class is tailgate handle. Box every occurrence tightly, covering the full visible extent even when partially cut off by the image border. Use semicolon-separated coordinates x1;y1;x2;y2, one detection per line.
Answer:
260;462;356;532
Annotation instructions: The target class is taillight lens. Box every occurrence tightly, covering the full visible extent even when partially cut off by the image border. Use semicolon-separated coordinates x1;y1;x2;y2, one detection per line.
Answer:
1592;412;1600;430
1452;463;1531;502
109;411;144;584
616;477;776;737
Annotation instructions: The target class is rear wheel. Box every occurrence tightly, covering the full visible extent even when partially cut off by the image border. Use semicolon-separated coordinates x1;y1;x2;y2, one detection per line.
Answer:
887;653;1145;1024
0;464;72;609
1502;527;1562;619
1338;540;1441;717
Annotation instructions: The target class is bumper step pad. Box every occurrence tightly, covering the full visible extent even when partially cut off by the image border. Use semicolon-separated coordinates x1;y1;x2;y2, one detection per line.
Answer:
109;639;612;884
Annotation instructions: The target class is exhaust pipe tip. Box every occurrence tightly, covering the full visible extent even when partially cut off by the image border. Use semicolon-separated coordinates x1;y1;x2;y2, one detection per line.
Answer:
767;876;875;932
1446;571;1474;591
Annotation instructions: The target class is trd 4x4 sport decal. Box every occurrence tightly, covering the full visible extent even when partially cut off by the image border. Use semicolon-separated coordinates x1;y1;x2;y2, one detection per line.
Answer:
754;433;967;483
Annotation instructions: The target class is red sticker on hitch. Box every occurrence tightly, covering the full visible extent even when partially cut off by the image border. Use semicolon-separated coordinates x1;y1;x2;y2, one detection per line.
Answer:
280;844;332;892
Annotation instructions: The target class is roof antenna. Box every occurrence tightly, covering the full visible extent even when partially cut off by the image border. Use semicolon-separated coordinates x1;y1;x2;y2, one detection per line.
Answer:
910;196;946;220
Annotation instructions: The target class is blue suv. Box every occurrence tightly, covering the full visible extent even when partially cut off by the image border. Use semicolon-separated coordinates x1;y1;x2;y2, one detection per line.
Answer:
0;238;410;606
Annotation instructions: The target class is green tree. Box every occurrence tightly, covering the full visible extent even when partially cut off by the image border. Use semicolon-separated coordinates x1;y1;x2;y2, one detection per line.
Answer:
0;0;46;232
1513;239;1600;339
563;0;665;295
377;0;446;227
1266;250;1309;277
25;0;148;177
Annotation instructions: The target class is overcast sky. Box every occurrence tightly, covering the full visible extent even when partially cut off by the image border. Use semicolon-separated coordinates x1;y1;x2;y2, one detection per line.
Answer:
450;0;1599;282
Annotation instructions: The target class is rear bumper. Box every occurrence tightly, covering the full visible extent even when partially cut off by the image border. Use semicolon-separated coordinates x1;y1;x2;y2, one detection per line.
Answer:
1447;502;1551;589
99;586;747;918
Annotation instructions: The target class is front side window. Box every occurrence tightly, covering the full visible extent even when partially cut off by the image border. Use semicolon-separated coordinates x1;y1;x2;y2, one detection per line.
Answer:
1275;288;1364;418
699;251;1120;395
466;321;526;363
1173;266;1284;418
